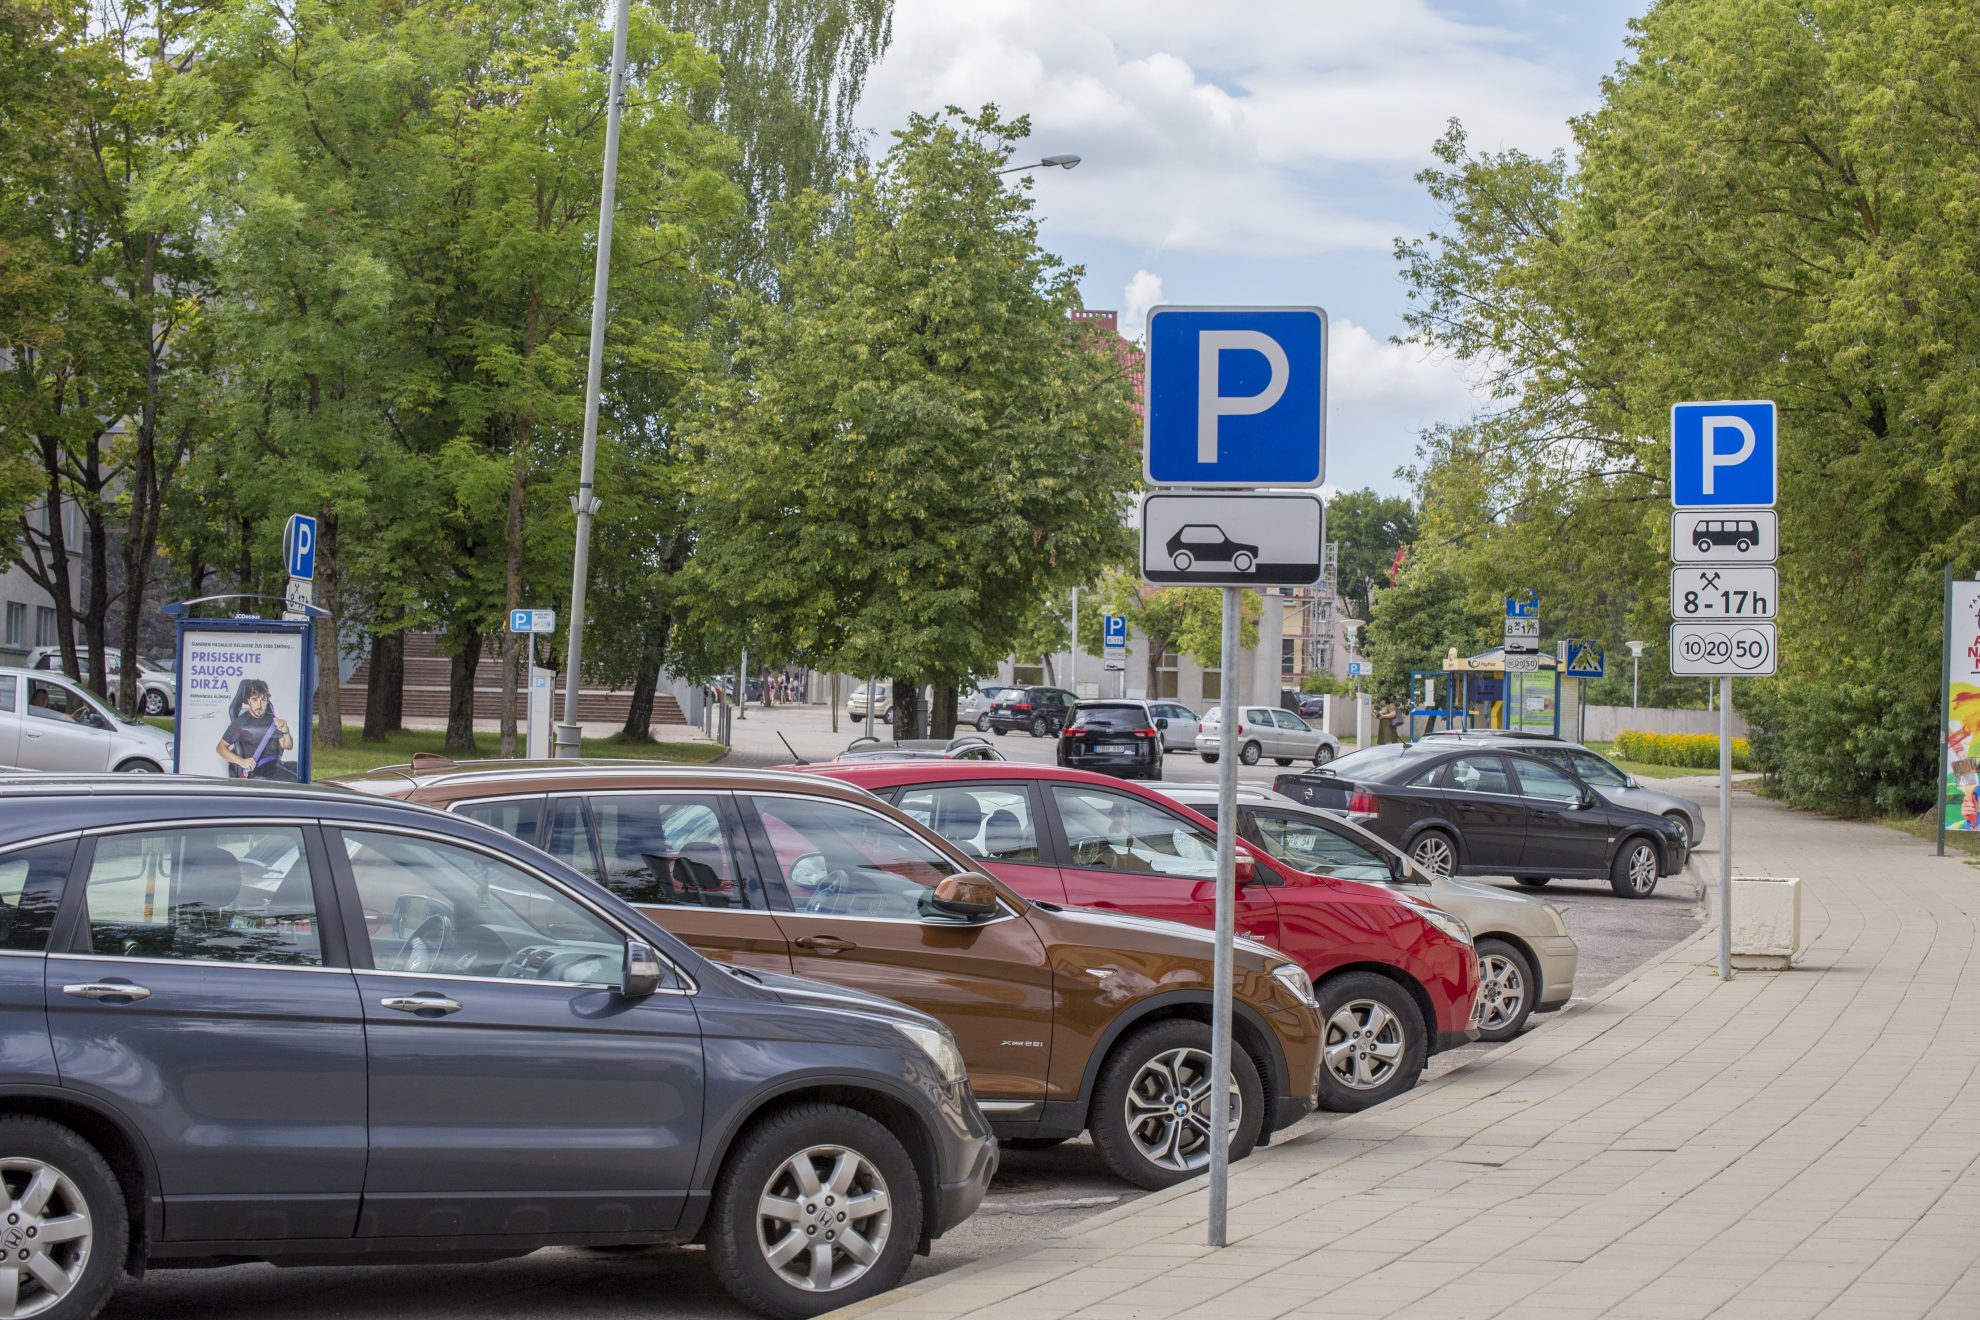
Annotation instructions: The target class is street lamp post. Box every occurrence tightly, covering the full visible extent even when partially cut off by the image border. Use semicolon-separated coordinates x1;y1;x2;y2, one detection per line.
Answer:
1627;639;1646;709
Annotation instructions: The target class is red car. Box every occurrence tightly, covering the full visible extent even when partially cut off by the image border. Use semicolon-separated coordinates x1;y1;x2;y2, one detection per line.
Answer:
802;761;1481;1112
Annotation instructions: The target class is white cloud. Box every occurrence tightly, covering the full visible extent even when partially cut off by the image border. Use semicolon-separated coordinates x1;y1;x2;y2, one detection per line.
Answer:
858;0;1588;257
1324;319;1487;485
1121;270;1164;339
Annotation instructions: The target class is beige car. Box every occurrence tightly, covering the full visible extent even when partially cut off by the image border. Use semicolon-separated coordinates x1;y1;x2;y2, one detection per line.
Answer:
1151;782;1577;1042
1196;705;1340;767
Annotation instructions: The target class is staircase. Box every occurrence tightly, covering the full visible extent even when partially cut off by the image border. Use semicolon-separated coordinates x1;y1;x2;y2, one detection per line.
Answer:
337;633;686;729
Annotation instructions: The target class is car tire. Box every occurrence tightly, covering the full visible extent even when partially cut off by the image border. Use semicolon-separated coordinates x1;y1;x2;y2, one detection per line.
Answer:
140;690;169;716
1474;938;1538;1042
1239;741;1262;766
992;727;1006;737
1408;829;1458;878
880;710;892;725
113;759;161;774
975;713;990;732
1001;1137;1070;1152
1312;745;1335;767
1089;1019;1264;1191
1200;753;1218;763
1030;715;1050;738
707;1101;922;1320
1273;757;1293;766
1315;971;1427;1112
1610;836;1661;899
0;1115;129;1320
1662;812;1693;849
1514;877;1552;888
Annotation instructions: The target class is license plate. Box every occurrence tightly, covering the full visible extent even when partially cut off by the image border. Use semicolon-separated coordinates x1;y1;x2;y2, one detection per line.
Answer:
1100;743;1134;754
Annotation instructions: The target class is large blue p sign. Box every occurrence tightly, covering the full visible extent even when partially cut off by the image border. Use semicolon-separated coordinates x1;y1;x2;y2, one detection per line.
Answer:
1145;307;1326;488
1671;401;1776;507
284;514;317;581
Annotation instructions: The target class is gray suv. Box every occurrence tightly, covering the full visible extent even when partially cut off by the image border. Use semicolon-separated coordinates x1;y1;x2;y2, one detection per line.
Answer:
0;777;995;1320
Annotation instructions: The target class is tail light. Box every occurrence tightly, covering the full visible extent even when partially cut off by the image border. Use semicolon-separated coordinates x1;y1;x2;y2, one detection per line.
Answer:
1137;728;1158;738
1062;725;1084;736
1348;789;1378;817
1236;723;1245;735
1013;702;1033;714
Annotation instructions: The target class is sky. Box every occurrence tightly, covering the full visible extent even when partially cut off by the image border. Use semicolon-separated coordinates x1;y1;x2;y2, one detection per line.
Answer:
854;0;1647;496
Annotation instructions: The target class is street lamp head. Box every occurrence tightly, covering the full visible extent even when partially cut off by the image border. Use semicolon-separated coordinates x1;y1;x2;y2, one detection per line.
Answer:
1041;153;1081;169
1626;640;1646;657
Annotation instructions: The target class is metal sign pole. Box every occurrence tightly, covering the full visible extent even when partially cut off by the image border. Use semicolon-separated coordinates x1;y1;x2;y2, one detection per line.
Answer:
1069;588;1079;695
1719;676;1732;981
1208;586;1239;1248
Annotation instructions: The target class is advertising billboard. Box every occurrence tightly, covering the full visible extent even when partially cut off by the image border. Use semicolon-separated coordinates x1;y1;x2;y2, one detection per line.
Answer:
175;626;313;781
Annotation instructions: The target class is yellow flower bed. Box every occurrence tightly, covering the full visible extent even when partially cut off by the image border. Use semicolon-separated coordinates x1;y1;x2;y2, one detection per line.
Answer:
1613;730;1754;771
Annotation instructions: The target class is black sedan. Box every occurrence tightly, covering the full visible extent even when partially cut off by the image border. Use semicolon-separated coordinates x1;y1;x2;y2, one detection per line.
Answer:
1057;701;1164;780
1273;743;1687;898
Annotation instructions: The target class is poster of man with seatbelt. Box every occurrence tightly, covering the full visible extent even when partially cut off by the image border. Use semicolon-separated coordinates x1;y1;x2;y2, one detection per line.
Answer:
174;628;313;781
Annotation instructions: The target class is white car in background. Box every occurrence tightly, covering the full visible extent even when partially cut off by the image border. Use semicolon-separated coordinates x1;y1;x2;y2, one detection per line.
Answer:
1146;701;1202;751
1198;704;1340;767
0;667;175;773
25;646;177;715
960;685;1019;731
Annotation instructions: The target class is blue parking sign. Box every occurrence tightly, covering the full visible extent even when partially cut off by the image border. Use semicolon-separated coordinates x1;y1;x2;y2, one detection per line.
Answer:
1145;307;1326;488
1671;400;1776;508
1103;614;1127;652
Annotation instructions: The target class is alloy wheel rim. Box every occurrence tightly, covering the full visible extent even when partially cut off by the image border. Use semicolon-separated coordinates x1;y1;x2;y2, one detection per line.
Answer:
1123;1047;1239;1173
1665;815;1691;847
1412;837;1454;877
1477;953;1527;1032
0;1157;93;1318
755;1144;892;1294
1325;998;1406;1090
1629;844;1657;892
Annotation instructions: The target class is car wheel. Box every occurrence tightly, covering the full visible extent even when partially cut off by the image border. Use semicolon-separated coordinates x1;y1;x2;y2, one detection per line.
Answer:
113;759;161;774
1001;1137;1070;1152
1474;938;1537;1042
880;710;892;725
1030;715;1050;738
1089;1019;1263;1191
1514;877;1552;888
1408;830;1457;878
1172;551;1194;571
1312;745;1335;767
708;1102;921;1320
1232;551;1255;573
0;1116;129;1320
975;713;990;732
1662;812;1693;849
992;727;1006;737
1315;971;1427;1112
1200;753;1218;764
1610;836;1661;899
140;690;169;716
1239;741;1262;766
1273;757;1293;767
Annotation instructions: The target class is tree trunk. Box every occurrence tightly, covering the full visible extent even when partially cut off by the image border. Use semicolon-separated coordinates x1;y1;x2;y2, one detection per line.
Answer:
114;230;180;717
445;631;483;754
362;627;405;741
21;437;79;680
80;432;109;702
311;510;343;750
929;683;957;739
619;614;672;741
891;679;923;740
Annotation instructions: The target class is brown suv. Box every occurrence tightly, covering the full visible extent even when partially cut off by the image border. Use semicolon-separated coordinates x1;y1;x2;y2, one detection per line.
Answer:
334;760;1324;1189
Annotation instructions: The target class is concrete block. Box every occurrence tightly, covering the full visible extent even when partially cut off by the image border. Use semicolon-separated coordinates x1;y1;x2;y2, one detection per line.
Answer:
1731;876;1800;969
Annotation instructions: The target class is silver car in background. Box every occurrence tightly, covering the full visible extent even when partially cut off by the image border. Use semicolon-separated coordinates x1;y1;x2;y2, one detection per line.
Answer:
1150;782;1578;1042
960;684;1019;731
1147;701;1202;751
1425;732;1707;848
0;666;175;773
1197;704;1341;767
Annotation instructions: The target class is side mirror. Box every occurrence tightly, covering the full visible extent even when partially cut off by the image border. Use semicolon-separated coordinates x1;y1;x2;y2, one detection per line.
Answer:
929;873;1000;921
1156;717;1169;730
621;940;663;998
1388;853;1408;883
1579;790;1598;809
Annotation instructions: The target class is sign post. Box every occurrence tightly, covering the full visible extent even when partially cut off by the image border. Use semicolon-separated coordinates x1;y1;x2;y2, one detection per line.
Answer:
1142;305;1325;1248
1670;399;1779;982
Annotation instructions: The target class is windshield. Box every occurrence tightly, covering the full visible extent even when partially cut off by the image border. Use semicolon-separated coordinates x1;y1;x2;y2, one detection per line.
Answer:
1322;743;1412;777
1073;705;1148;729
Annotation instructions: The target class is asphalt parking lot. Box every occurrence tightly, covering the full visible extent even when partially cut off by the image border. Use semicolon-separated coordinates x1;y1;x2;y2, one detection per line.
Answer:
97;707;1713;1320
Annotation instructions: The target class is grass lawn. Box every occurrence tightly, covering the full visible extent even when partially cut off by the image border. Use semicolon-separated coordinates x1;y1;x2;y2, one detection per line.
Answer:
147;722;724;779
1581;740;1727;780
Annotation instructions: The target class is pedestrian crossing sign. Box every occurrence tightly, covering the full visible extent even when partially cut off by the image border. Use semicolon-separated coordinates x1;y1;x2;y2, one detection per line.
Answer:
1565;641;1605;679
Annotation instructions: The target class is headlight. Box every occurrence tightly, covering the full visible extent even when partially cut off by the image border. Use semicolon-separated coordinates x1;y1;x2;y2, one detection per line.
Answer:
1542;902;1569;936
1401;897;1472;946
893;1021;968;1086
1270;962;1318;1007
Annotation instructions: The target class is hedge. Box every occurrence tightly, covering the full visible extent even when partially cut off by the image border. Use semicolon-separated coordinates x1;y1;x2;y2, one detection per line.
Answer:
1613;730;1754;771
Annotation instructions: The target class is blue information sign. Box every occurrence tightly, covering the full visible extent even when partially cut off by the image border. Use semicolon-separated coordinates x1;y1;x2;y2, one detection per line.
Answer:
1144;306;1326;488
1565;641;1606;679
1671;400;1776;508
1103;614;1127;653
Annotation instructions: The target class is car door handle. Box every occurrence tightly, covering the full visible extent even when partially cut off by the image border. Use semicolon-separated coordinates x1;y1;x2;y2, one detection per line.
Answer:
380;994;463;1016
794;935;858;954
62;982;150;1002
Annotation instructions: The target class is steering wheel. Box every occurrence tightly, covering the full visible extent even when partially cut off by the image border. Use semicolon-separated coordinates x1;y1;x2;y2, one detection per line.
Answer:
804;868;853;914
402;912;455;973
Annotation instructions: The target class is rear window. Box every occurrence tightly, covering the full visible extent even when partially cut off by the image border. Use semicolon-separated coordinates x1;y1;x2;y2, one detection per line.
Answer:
0;840;74;951
1074;705;1147;730
1325;744;1412;777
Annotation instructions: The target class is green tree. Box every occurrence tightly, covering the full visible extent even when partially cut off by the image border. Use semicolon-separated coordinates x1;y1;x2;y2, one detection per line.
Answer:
688;105;1140;736
1327;488;1417;619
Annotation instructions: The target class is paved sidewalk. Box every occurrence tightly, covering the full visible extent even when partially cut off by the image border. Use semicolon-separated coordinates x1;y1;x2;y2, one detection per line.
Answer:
839;791;1980;1320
